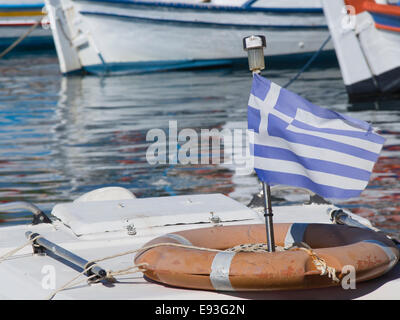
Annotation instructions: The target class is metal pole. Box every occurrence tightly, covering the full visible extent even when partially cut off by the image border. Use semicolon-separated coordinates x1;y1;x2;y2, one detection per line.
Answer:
262;183;275;252
26;231;107;279
243;35;275;252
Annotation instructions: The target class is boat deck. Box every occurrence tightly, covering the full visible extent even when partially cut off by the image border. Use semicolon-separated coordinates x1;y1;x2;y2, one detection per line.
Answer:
0;196;398;300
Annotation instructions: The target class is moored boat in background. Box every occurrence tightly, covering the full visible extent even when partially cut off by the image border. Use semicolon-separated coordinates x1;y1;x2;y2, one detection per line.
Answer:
44;0;333;75
322;0;400;101
0;1;53;51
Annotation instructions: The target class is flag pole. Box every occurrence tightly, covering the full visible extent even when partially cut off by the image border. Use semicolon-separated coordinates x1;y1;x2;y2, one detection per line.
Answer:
263;182;275;252
243;35;275;252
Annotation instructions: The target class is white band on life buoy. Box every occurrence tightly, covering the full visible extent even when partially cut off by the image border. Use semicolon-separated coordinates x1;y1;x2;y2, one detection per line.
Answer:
210;251;236;291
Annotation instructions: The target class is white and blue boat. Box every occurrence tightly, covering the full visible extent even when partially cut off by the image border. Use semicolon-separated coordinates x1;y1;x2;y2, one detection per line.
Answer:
323;0;400;100
45;0;333;74
0;1;53;51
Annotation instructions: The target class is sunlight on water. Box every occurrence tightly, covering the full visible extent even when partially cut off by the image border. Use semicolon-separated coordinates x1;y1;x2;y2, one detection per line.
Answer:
0;51;398;238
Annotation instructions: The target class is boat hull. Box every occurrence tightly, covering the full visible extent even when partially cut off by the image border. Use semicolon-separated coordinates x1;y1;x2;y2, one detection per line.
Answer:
0;2;53;51
45;0;333;74
322;0;400;101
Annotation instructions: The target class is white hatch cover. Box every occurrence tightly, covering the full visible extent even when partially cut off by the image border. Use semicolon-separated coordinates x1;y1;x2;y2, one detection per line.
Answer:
51;193;260;236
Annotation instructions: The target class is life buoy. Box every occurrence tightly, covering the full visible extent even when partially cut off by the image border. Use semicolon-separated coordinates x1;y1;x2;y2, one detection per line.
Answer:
134;223;399;291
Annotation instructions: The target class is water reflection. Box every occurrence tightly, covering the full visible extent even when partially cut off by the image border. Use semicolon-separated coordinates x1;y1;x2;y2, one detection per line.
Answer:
53;72;254;200
0;53;398;238
337;102;400;237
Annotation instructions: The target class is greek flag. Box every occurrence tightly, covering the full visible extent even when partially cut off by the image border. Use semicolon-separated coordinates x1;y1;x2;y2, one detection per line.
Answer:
248;74;385;199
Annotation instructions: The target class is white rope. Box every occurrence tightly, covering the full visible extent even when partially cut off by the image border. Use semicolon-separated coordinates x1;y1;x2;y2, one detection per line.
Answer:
2;236;340;299
47;242;223;300
226;243;285;252
46;263;98;300
293;247;340;282
47;240;341;299
227;242;339;282
0;235;41;264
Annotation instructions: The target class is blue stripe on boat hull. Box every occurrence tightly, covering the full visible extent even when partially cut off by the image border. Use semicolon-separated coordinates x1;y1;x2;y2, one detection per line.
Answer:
81;59;235;75
80;11;328;30
0;36;54;51
0;4;44;10
69;51;337;76
370;12;400;30
77;0;323;14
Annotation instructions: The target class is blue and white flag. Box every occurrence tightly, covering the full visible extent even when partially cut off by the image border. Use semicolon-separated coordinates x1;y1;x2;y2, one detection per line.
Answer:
248;74;385;199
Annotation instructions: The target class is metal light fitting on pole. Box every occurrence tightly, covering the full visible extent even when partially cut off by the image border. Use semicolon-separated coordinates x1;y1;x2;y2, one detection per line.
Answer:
243;35;266;74
243;35;275;252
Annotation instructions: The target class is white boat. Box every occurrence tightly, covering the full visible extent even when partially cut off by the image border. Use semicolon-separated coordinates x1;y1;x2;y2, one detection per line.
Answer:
0;1;53;51
322;0;400;101
44;0;333;75
0;186;399;300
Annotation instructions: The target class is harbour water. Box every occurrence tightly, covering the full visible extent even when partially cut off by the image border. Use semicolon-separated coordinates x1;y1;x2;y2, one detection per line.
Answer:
0;51;399;239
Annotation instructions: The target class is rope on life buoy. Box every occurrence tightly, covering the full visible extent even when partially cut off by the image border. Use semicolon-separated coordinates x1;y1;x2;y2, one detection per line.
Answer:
226;241;340;282
293;247;340;282
46;242;223;300
47;239;340;299
1;236;340;299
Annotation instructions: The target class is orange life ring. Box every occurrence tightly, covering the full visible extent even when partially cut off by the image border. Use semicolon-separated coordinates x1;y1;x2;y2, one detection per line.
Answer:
134;223;399;291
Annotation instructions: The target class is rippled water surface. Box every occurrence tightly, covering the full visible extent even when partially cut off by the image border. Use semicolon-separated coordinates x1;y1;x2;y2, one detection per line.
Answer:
0;51;399;238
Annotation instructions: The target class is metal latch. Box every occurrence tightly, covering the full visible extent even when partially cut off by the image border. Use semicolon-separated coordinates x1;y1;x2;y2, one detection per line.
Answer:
209;212;221;225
